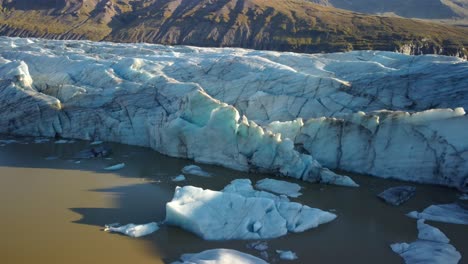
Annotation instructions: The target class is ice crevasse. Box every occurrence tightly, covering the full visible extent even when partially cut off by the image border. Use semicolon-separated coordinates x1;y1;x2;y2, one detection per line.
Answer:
0;37;467;189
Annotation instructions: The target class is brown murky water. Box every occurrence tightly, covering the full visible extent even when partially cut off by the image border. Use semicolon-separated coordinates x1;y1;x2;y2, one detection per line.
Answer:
0;136;466;264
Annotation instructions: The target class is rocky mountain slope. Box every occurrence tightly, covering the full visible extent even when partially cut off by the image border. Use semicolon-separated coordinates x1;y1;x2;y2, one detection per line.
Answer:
311;0;468;19
0;0;468;57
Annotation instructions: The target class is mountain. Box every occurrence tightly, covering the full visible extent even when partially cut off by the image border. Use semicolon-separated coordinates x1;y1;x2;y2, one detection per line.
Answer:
310;0;468;20
1;0;468;57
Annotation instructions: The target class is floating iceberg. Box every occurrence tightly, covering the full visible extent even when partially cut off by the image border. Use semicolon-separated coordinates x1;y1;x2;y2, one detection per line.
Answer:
0;139;17;144
54;139;74;144
33;138;50;143
172;249;268;264
74;146;111;159
0;37;467;189
172;174;186;182
378;186;416;206
276;250;298;261
255;178;302;198
181;165;211;177
104;163;125;171
391;220;461;264
104;222;159;238
165;181;336;240
247;241;269;251
407;204;468;225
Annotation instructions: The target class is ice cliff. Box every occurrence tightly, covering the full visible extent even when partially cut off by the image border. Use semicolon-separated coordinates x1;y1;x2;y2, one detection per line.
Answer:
0;37;467;189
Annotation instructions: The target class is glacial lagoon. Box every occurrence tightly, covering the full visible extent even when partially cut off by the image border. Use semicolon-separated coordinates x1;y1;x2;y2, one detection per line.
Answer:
0;136;466;263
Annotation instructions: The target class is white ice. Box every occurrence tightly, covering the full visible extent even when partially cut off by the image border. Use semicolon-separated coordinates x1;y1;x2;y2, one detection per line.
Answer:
0;37;467;189
223;179;290;203
247;241;269;251
276;250;298;261
255;178;302;198
172;248;268;264
33;138;50;143
390;220;461;264
56;139;76;144
172;174;186;182
407;204;468;225
181;165;211;177
0;139;17;144
165;180;336;240
104;163;125;171
104;222;159;238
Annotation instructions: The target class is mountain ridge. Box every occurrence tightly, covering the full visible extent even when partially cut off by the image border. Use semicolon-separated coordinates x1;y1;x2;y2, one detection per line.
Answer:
310;0;466;19
0;0;467;58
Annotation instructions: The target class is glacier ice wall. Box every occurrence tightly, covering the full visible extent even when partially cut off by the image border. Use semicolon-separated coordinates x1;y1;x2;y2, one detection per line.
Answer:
0;37;467;189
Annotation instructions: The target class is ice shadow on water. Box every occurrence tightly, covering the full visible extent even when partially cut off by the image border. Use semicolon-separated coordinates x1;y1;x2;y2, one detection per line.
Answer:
0;136;267;263
69;184;268;264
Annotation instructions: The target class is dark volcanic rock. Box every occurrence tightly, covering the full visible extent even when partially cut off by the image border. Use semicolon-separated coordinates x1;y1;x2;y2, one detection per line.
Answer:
378;186;416;206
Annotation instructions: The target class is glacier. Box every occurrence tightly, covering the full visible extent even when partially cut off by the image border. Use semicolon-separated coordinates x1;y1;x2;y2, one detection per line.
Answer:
0;37;467;189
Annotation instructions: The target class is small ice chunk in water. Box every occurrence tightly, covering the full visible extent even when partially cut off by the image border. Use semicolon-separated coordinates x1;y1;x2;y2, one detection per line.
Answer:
74;146;111;159
55;139;73;144
255;178;302;198
459;194;468;201
172;249;268;264
34;138;50;143
390;220;461;264
247;241;268;251
260;251;269;260
0;139;17;144
172;175;186;182
181;165;211;177
90;140;103;145
407;204;468;225
104;222;159;238
378;186;416;206
104;163;125;171
276;250;298;260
